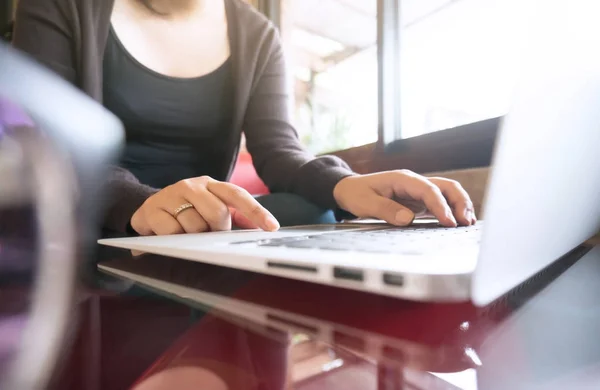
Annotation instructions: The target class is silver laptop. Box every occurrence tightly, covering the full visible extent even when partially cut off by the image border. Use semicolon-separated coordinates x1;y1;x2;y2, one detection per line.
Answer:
99;3;600;306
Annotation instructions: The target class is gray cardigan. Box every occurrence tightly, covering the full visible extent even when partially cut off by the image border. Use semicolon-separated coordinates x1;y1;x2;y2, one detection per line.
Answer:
13;0;354;232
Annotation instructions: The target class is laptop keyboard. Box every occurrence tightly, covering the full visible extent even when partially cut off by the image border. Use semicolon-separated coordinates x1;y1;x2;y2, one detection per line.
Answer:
230;224;483;255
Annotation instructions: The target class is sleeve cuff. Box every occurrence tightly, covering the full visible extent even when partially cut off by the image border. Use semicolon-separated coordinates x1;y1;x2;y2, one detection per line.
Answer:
313;166;357;210
104;180;158;233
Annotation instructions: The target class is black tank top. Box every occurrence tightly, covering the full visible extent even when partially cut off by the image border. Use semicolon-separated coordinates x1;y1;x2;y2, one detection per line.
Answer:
103;26;234;188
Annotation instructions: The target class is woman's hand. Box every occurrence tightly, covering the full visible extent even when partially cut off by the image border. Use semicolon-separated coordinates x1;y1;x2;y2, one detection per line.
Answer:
130;176;280;235
333;171;477;227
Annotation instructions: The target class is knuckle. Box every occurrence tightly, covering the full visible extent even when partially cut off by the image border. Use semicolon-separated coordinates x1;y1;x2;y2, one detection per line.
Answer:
227;184;249;199
394;169;415;177
198;175;215;188
447;181;465;193
424;181;442;194
423;184;444;201
248;203;263;217
140;197;154;210
209;204;230;222
431;177;463;191
177;176;213;190
458;199;474;210
141;201;160;217
176;179;195;191
443;178;461;188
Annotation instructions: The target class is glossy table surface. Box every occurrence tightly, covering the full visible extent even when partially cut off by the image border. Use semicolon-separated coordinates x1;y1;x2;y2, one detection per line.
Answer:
40;243;600;389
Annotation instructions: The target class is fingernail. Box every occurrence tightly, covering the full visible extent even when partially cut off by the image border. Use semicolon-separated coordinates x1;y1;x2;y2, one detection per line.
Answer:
264;215;280;231
395;209;415;225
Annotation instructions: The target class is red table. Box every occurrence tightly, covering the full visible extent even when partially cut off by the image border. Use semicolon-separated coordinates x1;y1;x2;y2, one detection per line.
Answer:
51;244;600;389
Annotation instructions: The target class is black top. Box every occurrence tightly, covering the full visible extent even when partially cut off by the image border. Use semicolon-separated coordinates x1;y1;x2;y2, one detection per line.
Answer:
102;27;234;189
13;0;354;232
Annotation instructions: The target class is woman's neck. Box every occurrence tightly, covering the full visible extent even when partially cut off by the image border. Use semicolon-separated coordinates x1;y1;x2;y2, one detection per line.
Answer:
138;0;208;18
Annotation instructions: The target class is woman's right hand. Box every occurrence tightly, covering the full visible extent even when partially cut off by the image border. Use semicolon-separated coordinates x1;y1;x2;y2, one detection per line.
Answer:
130;176;280;235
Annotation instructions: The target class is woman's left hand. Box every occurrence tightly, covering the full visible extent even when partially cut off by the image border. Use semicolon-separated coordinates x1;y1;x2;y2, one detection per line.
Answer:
333;170;477;227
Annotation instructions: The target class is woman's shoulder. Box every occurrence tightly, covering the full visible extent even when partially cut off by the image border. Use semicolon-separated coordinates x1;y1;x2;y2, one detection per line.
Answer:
228;0;279;40
17;0;112;25
18;0;109;12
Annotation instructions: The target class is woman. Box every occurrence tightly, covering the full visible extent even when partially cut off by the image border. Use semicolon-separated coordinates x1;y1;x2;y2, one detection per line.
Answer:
12;0;476;236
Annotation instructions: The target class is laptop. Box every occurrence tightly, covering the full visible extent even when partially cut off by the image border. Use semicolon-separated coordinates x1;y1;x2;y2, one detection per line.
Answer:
99;3;600;306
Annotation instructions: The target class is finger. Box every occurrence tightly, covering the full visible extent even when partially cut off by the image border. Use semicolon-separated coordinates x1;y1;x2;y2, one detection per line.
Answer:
389;172;457;227
230;208;259;230
175;207;210;233
206;181;279;231
156;195;211;232
132;211;154;236
147;209;185;235
182;187;232;232
395;198;428;216
362;193;415;226
429;178;475;226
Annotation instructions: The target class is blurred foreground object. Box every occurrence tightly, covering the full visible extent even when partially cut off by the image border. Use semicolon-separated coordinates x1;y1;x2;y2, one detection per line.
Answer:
0;43;123;389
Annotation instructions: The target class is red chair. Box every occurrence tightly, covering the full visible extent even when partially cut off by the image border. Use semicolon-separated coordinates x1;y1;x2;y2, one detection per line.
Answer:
229;150;270;196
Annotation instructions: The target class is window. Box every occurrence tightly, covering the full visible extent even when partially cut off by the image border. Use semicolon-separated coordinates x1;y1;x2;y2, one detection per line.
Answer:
398;0;526;138
261;0;522;171
280;0;379;154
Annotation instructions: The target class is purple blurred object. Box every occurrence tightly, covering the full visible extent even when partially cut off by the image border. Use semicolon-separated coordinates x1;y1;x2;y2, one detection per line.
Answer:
0;315;27;377
0;96;35;137
0;97;37;381
0;97;38;274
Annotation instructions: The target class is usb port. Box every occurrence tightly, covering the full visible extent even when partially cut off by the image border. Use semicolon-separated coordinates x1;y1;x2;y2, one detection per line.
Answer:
333;267;364;282
383;272;404;287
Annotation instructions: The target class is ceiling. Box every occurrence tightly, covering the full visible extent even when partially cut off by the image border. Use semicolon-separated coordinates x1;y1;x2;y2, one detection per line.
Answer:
287;0;457;71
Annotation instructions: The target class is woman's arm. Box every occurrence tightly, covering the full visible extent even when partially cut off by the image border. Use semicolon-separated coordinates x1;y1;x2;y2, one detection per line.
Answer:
243;30;355;211
12;0;77;82
13;0;158;233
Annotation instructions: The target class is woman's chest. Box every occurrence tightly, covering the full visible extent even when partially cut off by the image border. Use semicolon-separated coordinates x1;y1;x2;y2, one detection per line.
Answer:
110;1;230;78
102;31;234;141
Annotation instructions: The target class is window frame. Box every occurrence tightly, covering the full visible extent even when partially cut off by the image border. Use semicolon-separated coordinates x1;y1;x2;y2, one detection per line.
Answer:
378;0;402;144
255;0;501;173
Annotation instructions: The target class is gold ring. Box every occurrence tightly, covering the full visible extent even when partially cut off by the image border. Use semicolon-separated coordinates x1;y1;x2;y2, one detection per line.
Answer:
174;203;194;217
